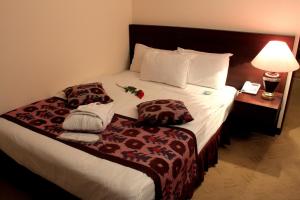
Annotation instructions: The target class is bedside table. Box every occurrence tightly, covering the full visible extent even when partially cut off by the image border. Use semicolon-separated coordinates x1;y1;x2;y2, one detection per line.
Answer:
229;89;283;135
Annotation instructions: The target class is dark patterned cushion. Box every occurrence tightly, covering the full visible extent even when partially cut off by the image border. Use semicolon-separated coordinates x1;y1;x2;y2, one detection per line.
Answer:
137;99;193;126
63;82;113;108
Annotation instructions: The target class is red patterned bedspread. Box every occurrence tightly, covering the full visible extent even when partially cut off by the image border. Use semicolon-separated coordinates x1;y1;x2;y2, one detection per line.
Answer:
1;97;201;200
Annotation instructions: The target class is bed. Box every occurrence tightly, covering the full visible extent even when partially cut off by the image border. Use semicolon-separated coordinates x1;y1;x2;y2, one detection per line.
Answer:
0;24;295;200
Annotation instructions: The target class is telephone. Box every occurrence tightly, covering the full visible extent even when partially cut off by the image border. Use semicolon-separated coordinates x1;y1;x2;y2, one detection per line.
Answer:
241;81;261;95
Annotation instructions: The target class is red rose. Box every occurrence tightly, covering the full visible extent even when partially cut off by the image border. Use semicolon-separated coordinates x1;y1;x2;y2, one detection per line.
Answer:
116;84;145;99
136;90;144;99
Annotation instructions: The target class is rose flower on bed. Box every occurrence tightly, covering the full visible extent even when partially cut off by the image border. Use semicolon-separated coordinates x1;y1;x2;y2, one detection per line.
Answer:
116;84;144;99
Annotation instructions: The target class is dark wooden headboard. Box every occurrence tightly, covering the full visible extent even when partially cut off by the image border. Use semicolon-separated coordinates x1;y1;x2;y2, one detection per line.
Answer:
294;41;300;78
129;24;295;92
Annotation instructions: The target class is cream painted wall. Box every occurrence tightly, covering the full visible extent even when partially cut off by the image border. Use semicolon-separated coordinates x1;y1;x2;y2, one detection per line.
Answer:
133;0;300;35
0;0;132;114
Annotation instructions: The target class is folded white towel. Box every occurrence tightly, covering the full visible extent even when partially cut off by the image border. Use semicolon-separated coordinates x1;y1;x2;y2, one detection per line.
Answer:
58;132;100;143
63;102;114;132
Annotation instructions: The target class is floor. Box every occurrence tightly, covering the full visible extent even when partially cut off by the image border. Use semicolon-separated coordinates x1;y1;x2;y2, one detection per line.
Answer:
0;79;299;200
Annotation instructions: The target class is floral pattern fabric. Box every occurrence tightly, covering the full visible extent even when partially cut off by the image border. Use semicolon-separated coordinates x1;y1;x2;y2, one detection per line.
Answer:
137;99;194;126
63;82;113;108
1;97;200;200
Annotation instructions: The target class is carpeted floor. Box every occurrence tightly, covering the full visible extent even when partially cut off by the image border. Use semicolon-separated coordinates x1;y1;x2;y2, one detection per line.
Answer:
193;78;300;200
0;79;299;200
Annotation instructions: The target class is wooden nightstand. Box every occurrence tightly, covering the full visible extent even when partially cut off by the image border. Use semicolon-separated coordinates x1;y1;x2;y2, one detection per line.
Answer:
228;90;283;135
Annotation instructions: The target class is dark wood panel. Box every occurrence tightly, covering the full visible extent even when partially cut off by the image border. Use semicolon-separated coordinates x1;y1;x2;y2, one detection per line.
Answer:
297;40;300;61
230;101;281;135
235;90;283;110
295;39;300;78
129;24;295;92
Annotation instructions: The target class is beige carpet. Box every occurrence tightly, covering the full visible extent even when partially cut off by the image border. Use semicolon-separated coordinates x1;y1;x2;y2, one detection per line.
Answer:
193;78;300;200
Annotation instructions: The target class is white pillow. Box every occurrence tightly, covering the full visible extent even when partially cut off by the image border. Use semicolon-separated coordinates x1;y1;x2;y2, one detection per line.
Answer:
178;47;233;89
130;43;174;72
140;51;190;88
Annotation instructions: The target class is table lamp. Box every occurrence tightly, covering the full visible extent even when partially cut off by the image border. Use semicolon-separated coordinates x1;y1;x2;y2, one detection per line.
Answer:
251;41;299;100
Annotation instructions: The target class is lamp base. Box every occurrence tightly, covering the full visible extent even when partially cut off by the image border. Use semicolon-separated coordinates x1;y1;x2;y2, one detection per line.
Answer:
261;91;275;100
262;72;280;101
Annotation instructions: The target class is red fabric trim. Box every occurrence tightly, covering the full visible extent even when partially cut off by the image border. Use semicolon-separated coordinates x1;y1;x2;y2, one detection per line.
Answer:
196;126;221;185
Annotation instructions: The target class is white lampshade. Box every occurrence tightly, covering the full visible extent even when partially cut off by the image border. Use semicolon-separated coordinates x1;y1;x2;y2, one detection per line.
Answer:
251;41;299;72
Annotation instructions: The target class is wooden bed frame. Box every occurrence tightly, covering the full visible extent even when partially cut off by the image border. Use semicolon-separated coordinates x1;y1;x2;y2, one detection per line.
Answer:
129;24;295;92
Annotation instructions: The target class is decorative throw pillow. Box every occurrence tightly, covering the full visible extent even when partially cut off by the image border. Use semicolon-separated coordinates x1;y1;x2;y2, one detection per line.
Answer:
136;99;193;126
63;82;113;108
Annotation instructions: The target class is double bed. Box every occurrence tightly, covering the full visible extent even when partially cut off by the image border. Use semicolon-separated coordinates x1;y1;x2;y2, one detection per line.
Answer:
0;24;295;199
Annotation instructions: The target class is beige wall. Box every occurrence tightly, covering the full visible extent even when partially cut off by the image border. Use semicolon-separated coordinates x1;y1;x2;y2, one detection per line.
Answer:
0;0;132;114
133;0;300;35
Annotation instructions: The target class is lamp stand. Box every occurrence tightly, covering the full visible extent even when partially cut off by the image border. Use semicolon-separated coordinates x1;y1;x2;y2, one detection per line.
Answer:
262;72;280;100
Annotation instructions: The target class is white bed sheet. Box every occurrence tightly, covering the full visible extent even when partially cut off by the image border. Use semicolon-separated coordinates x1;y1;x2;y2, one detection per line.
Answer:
0;71;236;200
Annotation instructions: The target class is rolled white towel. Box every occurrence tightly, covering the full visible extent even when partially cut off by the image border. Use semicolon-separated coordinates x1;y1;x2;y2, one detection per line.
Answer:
63;102;114;132
58;132;100;143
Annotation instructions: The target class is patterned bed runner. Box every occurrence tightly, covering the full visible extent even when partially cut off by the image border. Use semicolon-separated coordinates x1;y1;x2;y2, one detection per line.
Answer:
1;97;201;200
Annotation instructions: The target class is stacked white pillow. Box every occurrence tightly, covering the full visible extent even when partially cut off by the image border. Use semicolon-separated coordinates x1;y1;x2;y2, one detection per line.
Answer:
140;50;191;88
130;44;152;73
130;44;174;73
178;48;233;89
130;43;190;88
130;43;233;90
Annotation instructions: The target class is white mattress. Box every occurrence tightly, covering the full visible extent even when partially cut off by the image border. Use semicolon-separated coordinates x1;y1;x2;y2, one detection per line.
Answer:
0;71;236;200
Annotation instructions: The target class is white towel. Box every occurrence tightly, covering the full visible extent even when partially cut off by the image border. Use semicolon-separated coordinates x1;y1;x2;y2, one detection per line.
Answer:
63;102;114;132
58;132;100;143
